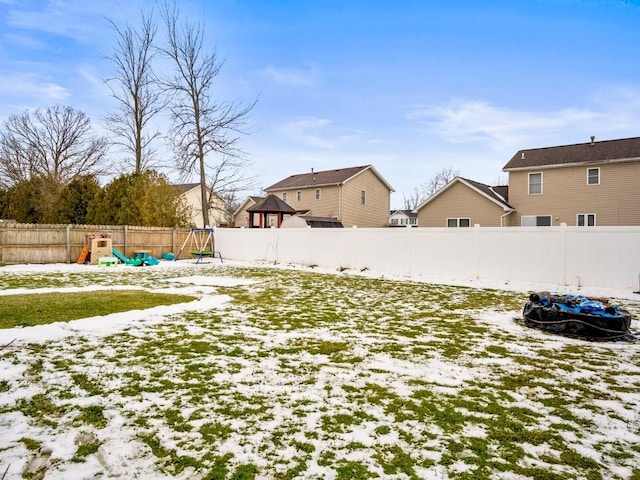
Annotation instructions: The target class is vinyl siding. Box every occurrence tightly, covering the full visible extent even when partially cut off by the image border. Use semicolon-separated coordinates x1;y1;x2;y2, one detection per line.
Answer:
417;182;506;227
341;169;391;227
233;200;254;228
270;169;390;227
271;185;341;219
508;161;640;226
181;187;226;228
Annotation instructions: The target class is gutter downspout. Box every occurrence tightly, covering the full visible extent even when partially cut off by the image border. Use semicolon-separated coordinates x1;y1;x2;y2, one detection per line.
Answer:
500;209;515;227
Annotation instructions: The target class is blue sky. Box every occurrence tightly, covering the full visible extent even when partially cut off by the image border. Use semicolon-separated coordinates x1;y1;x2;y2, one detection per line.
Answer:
1;0;640;208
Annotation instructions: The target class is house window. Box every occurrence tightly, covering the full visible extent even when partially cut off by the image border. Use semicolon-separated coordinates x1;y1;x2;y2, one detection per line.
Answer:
587;168;600;185
577;213;596;226
282;192;287;202
297;191;302;201
447;218;470;227
528;172;542;194
391;218;398;225
409;217;417;225
521;215;552;226
315;189;321;200
360;190;366;205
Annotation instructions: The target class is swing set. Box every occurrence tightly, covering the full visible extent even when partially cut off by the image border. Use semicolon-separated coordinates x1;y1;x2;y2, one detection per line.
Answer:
175;228;223;264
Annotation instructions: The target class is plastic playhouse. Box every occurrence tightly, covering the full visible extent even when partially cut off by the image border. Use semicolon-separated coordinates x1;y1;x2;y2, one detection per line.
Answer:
77;232;159;266
77;233;113;265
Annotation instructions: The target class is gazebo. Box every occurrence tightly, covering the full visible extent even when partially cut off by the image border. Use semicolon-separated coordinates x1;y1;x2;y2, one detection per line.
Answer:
246;194;297;228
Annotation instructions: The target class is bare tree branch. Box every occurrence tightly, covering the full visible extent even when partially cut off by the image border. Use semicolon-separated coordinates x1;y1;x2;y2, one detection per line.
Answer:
0;106;108;187
105;10;166;174
158;1;257;227
404;166;460;210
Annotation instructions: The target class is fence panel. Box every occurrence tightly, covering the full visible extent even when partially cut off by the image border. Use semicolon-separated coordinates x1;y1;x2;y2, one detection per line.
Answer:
215;226;640;291
3;224;640;291
0;223;190;264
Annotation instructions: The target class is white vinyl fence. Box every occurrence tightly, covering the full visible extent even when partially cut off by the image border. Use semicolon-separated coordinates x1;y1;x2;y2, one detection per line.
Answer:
215;225;640;291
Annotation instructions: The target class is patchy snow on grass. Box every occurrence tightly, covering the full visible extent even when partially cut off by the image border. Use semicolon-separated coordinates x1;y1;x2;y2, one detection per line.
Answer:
0;260;639;480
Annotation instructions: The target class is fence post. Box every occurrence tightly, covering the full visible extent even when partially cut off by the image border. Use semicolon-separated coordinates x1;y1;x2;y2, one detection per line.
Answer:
66;224;71;263
123;225;128;257
561;222;567;286
351;225;358;270
474;224;481;279
172;227;177;254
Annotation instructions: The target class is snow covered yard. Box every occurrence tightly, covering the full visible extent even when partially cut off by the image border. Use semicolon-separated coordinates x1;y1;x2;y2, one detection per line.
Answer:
0;261;639;480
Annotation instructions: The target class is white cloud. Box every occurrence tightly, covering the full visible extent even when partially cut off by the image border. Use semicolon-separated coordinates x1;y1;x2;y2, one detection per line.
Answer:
4;0;144;42
0;73;70;103
279;117;335;148
409;100;600;150
260;64;317;87
410;85;640;151
277;116;371;150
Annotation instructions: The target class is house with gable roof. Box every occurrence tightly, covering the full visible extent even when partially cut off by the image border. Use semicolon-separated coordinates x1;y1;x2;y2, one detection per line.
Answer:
232;195;264;228
415;136;640;227
389;209;418;227
502;136;640;226
415;177;512;227
264;165;394;228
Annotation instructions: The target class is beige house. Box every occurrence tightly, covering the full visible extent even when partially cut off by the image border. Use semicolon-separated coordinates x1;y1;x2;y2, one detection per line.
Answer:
503;136;640;226
232;196;264;228
176;183;226;228
416;177;512;227
416;136;640;227
264;165;394;228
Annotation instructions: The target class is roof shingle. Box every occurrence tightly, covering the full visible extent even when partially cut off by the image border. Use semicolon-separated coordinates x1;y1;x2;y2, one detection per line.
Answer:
503;137;640;170
246;194;296;213
265;165;376;190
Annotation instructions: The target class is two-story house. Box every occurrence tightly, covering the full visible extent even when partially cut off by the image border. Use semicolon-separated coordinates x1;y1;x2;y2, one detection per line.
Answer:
416;136;640;227
503;136;640;226
264;165;394;228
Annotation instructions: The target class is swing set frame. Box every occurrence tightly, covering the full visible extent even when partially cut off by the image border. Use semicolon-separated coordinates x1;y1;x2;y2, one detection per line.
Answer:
175;228;223;264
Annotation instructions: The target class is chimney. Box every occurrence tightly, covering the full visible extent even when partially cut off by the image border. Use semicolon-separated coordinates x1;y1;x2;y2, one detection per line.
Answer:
590;136;595;145
311;167;314;173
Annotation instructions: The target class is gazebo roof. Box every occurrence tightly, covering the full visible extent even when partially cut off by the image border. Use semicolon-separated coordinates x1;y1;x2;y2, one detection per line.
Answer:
246;194;296;214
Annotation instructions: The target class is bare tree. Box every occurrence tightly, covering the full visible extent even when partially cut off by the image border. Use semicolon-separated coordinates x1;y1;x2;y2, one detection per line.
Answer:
0;106;108;187
105;10;165;174
402;188;422;211
403;166;460;210
490;174;508;186
159;2;256;227
422;166;459;198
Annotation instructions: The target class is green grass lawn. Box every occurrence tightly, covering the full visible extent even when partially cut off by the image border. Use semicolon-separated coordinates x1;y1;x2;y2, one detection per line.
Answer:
0;290;197;329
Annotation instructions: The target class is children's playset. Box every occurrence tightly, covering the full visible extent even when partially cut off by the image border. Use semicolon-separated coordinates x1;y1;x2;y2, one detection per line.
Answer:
77;233;159;267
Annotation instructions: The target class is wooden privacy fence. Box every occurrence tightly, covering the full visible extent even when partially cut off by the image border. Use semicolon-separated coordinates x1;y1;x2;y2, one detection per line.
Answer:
0;223;191;264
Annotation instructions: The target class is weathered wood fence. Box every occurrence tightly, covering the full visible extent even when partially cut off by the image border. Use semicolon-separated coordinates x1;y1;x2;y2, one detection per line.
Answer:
0;223;191;264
